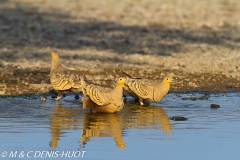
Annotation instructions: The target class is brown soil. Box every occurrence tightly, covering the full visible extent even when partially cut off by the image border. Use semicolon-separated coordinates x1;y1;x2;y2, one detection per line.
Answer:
1;0;240;96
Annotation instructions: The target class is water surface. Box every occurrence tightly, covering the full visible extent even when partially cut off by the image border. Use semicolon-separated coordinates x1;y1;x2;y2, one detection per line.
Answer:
0;93;240;159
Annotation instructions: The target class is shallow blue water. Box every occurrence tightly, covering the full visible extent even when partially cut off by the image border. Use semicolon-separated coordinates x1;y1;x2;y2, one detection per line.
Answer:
0;93;240;160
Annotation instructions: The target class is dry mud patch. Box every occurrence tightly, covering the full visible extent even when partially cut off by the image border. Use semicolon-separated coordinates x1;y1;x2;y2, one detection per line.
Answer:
1;0;240;96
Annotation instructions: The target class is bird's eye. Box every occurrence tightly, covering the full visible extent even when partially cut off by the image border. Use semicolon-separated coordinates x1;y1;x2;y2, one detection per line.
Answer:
120;78;122;81
167;78;169;80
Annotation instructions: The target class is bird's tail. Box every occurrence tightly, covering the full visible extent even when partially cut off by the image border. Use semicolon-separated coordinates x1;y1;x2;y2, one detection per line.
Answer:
117;70;142;79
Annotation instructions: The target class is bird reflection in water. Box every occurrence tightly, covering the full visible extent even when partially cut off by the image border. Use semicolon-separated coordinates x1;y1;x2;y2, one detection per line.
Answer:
80;113;125;148
49;102;125;148
49;100;171;148
122;101;171;135
49;102;82;148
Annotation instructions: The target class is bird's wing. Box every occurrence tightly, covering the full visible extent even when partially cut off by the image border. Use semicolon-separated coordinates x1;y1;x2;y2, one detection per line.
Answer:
50;66;81;90
86;84;112;106
126;79;154;99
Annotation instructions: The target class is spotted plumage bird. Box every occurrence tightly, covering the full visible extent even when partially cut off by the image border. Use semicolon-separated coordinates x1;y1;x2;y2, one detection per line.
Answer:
122;71;174;105
50;52;81;100
81;77;126;113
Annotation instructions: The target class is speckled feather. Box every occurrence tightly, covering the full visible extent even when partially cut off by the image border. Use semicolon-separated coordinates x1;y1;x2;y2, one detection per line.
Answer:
50;52;81;91
81;77;126;113
127;79;153;99
124;76;173;103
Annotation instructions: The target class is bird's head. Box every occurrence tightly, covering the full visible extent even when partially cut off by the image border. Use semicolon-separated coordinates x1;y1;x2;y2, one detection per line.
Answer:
117;77;126;86
162;77;174;85
50;52;59;62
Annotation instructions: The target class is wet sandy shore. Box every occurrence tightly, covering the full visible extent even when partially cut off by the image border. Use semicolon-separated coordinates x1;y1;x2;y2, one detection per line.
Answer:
1;0;240;96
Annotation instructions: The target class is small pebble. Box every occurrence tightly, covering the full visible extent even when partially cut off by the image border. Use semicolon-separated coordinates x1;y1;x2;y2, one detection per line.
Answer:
175;93;181;97
222;93;227;97
210;104;220;108
197;95;209;100
170;116;188;121
51;95;57;99
40;97;46;101
182;97;197;101
75;95;80;99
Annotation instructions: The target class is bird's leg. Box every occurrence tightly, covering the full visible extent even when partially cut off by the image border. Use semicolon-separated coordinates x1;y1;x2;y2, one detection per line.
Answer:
55;91;62;101
139;97;144;105
123;95;127;101
80;98;83;103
